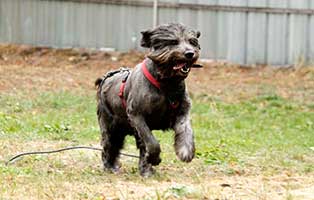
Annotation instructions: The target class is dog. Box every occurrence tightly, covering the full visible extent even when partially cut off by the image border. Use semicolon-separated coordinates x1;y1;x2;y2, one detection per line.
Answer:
95;23;201;177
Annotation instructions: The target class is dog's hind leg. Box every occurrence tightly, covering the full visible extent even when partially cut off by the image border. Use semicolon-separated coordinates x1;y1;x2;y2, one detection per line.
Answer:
97;102;125;173
99;118;126;173
101;129;125;173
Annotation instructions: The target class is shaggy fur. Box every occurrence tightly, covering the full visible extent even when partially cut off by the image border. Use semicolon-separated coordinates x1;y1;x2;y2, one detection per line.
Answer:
95;23;201;177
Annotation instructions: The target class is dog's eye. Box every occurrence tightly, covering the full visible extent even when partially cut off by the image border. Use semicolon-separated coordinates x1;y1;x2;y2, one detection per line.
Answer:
168;40;179;46
189;38;198;47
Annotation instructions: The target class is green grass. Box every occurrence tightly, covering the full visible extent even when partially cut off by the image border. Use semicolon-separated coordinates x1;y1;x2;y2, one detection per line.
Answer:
1;91;314;172
192;94;314;173
1;90;314;199
0;91;99;142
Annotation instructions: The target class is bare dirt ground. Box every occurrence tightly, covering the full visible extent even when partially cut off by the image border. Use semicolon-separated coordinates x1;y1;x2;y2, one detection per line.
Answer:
1;44;314;104
1;44;314;199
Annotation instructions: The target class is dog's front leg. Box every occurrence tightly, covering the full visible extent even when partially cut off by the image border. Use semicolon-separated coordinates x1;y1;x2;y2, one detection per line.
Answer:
128;114;161;176
173;100;195;162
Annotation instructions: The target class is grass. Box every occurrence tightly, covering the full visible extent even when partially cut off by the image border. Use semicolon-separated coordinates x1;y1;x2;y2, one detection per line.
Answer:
192;94;314;173
1;90;314;199
0;91;98;141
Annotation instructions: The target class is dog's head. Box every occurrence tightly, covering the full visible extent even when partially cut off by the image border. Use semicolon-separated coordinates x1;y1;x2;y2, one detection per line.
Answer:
141;23;202;79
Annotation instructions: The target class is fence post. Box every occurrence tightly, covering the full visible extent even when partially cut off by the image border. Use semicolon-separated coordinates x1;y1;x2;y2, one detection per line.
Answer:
153;0;158;27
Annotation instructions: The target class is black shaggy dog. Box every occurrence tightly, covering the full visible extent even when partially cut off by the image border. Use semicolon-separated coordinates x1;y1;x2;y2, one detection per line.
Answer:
95;23;202;177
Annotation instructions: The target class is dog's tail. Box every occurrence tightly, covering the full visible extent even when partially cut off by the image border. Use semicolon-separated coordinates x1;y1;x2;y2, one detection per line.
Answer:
95;77;115;129
95;77;103;89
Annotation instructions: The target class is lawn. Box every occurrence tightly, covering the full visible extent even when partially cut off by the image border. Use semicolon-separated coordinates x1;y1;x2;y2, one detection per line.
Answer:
1;90;313;199
0;45;314;199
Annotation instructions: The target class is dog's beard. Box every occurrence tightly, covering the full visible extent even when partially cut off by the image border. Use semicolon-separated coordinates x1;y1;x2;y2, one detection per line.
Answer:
147;49;199;80
158;61;195;80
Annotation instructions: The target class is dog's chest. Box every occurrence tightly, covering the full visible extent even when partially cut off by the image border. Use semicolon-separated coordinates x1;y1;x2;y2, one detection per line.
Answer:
144;92;182;130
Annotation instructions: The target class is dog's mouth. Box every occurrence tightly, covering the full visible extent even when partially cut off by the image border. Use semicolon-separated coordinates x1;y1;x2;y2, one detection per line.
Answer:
173;63;191;75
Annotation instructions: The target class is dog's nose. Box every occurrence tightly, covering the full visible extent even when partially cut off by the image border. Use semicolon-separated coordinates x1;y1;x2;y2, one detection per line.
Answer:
185;51;194;59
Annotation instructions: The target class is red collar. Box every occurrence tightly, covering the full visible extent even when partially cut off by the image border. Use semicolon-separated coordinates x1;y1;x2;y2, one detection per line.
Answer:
141;60;179;109
141;60;161;89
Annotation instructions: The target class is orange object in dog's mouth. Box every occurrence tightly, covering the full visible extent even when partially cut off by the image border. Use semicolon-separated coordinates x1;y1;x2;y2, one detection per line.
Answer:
173;63;190;74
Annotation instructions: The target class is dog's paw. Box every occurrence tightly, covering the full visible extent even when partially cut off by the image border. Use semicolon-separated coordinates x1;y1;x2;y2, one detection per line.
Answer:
147;155;161;166
103;162;121;174
176;145;195;163
146;142;161;165
140;164;155;178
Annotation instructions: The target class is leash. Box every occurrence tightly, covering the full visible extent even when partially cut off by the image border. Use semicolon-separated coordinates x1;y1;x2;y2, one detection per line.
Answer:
6;146;139;165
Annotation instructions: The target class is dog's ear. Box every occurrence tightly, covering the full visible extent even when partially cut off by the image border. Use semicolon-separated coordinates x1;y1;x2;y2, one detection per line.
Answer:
196;31;201;38
140;30;153;48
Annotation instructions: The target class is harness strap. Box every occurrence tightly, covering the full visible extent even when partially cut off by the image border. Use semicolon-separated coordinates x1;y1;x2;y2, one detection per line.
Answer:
117;68;130;109
119;81;127;108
